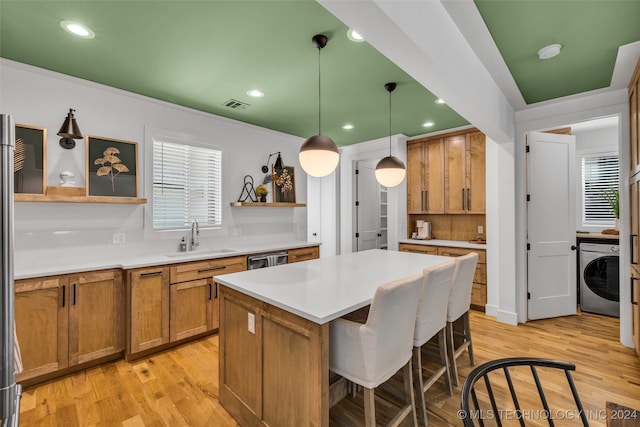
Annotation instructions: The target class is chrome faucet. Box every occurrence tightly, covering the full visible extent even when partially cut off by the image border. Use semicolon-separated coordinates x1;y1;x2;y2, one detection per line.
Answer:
190;219;200;250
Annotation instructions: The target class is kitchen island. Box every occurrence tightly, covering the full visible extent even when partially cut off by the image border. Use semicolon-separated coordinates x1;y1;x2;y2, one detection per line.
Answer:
214;249;452;427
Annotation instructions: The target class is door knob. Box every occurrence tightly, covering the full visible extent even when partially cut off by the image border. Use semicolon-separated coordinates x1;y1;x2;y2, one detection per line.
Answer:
571;245;577;251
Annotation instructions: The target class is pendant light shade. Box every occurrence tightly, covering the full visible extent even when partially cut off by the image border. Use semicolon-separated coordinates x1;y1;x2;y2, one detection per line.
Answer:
375;82;405;187
299;34;339;178
57;108;84;149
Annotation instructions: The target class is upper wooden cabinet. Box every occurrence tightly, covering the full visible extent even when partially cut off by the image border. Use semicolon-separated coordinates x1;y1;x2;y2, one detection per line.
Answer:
407;139;445;214
630;58;640;175
407;128;485;215
444;131;486;214
15;269;124;383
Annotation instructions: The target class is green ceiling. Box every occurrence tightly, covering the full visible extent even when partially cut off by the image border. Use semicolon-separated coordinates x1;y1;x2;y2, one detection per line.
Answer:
1;1;639;145
475;0;640;104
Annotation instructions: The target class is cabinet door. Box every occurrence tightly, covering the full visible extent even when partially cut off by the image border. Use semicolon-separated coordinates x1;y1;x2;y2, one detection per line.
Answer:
425;140;445;213
15;276;69;382
444;135;467;213
406;142;425;214
631;176;640;270
170;278;214;342
630;69;639;175
68;270;123;366
466;132;486;214
632;273;640;359
128;267;170;354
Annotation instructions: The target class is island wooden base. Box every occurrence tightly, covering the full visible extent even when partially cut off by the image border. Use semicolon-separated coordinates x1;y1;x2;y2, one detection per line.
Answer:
219;286;329;427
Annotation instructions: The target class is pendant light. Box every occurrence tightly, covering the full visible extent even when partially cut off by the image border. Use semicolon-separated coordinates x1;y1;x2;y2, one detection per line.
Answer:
375;82;406;187
299;34;339;178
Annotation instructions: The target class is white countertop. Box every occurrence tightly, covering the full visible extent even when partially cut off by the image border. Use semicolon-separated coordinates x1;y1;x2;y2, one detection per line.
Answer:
14;241;319;280
398;238;487;250
214;249;453;324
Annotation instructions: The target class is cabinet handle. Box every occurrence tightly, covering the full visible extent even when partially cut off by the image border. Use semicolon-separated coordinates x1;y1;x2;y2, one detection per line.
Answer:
215;283;219;299
209;282;212;300
632;277;639;305
425;190;429;211
294;252;313;257
461;189;465;210
467;188;471;210
420;190;424;211
72;284;77;305
632;234;638;265
140;271;163;277
198;266;226;273
62;285;66;307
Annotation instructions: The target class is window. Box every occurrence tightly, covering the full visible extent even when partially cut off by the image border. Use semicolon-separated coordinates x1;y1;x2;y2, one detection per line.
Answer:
152;138;222;230
581;152;619;226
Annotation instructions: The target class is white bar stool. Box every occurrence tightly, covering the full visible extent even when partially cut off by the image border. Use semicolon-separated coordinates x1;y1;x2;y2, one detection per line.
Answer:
329;274;423;427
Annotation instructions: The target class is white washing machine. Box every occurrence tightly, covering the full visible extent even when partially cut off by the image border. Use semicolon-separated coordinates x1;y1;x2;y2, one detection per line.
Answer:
579;242;620;317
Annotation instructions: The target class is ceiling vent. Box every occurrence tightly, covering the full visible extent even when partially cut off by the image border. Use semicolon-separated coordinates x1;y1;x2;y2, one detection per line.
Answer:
222;99;250;110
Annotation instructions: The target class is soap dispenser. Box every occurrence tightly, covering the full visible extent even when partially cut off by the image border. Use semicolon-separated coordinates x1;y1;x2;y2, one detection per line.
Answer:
179;237;187;252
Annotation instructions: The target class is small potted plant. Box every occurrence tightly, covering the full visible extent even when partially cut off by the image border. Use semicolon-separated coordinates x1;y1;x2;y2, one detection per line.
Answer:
602;187;619;230
255;184;269;203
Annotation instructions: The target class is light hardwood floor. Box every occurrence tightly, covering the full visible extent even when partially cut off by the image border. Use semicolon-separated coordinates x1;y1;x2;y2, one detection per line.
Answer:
19;311;640;426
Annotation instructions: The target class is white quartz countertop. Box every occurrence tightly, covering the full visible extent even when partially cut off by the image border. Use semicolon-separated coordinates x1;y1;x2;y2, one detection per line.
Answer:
214;249;454;324
398;238;487;250
14;241;319;280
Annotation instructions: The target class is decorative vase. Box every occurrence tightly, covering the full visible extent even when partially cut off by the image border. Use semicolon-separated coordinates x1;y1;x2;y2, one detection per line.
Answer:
260;195;266;203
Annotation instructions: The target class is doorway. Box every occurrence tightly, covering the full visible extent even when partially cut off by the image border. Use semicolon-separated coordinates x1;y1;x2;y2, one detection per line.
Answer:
353;160;388;252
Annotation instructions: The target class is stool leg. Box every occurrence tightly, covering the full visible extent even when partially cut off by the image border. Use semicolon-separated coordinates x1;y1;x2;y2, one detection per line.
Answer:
464;312;475;366
446;321;459;387
404;360;419;427
412;347;428;426
438;328;453;395
364;387;376;427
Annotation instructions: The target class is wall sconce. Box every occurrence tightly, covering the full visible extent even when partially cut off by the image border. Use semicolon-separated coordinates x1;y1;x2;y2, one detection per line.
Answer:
57;108;83;149
261;152;283;183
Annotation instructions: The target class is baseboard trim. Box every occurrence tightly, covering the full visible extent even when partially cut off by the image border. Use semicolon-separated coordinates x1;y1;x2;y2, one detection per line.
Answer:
485;304;498;317
497;309;519;325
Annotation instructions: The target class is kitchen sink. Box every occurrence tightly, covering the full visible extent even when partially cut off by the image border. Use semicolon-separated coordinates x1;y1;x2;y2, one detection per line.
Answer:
165;248;236;257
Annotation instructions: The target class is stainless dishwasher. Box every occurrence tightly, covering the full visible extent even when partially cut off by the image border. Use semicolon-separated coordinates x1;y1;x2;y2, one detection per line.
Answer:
247;252;288;269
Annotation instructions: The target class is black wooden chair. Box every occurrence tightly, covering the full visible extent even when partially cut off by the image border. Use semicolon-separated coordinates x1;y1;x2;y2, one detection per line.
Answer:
460;357;589;427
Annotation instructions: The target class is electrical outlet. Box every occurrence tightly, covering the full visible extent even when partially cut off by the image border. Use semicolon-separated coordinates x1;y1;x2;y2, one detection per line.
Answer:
112;233;126;244
248;312;255;334
477;226;484;234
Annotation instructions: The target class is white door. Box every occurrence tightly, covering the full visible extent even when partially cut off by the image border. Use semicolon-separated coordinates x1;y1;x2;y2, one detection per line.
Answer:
355;161;380;251
528;131;577;319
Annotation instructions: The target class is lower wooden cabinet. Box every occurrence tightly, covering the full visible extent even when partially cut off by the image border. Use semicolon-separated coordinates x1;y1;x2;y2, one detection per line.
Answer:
287;246;320;263
15;269;124;383
632;272;640;358
127;266;170;354
398;243;487;310
170;277;215;342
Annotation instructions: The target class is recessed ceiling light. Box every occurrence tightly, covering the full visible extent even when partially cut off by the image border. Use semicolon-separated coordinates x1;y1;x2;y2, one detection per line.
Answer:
347;29;365;42
422;121;435;127
435;98;445;105
538;44;561;60
60;20;95;39
342;124;354;130
247;89;264;98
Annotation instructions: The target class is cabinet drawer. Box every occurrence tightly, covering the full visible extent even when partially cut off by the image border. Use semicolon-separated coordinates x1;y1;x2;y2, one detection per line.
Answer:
471;283;487;307
436;246;486;263
288;246;319;263
399;243;438;255
170;256;247;283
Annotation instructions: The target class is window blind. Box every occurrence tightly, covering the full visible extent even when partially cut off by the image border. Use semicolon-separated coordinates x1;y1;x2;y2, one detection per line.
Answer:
153;139;222;229
581;153;619;226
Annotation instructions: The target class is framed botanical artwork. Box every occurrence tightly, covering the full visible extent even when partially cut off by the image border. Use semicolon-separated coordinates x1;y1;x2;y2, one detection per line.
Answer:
86;135;138;197
14;124;46;195
272;165;296;203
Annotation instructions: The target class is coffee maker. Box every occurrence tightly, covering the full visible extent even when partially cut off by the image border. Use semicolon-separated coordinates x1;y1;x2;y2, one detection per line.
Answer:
416;220;432;239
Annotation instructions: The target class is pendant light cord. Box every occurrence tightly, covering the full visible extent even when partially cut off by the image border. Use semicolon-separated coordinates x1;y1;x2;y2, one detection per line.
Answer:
388;87;392;155
318;47;322;135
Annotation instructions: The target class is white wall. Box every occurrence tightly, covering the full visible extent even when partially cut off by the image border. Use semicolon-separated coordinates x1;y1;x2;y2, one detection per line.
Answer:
573;124;619;232
1;59;308;271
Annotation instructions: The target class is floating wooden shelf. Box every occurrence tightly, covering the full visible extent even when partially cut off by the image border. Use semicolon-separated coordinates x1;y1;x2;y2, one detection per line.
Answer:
15;194;147;204
230;202;306;208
